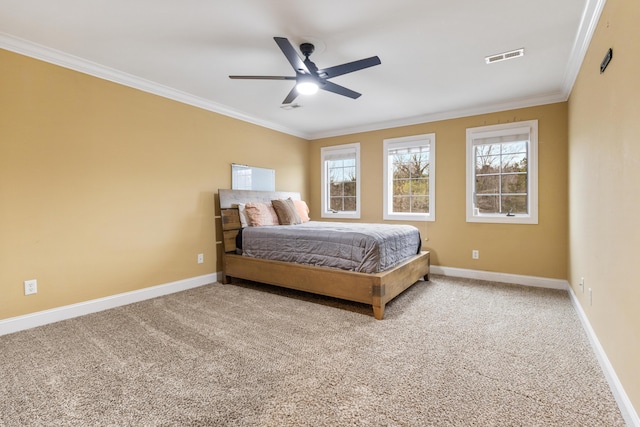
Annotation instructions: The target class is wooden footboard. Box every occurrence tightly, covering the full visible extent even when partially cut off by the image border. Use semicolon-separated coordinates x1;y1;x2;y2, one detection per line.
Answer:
223;250;429;319
218;189;430;319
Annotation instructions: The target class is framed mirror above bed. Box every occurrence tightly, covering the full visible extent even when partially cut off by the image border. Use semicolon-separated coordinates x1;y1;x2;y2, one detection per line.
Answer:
231;163;275;191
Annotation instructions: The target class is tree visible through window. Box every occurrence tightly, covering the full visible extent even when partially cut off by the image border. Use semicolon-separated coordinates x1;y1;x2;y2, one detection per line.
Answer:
328;157;357;212
466;120;538;224
383;134;435;221
321;143;360;219
390;145;430;213
474;141;528;214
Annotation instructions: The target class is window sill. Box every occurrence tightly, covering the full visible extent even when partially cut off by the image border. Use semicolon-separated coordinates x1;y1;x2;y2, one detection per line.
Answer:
384;213;434;222
466;214;538;225
321;212;360;220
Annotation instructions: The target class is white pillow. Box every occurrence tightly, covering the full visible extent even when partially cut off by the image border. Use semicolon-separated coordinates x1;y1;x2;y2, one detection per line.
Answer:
238;203;249;228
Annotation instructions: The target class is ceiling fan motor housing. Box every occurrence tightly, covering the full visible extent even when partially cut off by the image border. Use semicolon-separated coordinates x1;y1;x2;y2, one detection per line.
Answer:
300;43;315;58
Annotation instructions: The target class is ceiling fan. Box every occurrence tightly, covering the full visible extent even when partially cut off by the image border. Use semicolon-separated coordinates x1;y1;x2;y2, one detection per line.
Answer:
229;37;381;104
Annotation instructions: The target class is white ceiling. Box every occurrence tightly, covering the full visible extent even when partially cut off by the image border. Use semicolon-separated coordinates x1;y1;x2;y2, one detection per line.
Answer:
0;0;603;139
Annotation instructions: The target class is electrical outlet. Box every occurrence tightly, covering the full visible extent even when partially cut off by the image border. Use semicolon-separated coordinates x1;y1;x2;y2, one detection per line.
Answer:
24;279;37;295
472;250;479;259
197;253;204;264
589;288;592;306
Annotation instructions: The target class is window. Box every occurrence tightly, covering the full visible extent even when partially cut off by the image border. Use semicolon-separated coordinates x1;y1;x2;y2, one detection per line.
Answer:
466;120;538;224
383;134;435;221
321;143;360;219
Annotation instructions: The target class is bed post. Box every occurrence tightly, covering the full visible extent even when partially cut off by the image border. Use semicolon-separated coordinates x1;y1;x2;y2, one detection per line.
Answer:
372;304;385;320
372;284;385;320
220;208;241;285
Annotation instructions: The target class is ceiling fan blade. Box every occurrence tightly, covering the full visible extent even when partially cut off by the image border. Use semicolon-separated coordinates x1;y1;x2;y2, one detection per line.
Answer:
274;37;310;74
282;85;299;104
229;75;296;80
319;56;381;79
320;81;361;99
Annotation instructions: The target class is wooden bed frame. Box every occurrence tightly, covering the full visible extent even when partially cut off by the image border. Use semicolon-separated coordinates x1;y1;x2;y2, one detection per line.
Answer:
218;189;430;320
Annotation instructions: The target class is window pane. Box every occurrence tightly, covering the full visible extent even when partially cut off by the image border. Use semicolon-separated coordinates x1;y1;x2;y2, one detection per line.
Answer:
503;141;527;154
393;164;408;180
343;180;356;196
393;196;410;212
502;195;527;214
329;167;343;183
344;166;356;181
408;154;428;177
330;182;342;196
393;179;410;196
326;159;357;212
502;174;527;193
390;149;430;208
411;196;429;213
476;154;500;174
502;152;527;173
476;195;499;213
473;139;530;215
393;196;408;212
476;175;499;194
411;178;429;195
343;197;357;211
330;197;343;211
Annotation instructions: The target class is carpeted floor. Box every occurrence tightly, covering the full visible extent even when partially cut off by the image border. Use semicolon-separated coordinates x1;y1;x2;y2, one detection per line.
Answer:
0;275;625;426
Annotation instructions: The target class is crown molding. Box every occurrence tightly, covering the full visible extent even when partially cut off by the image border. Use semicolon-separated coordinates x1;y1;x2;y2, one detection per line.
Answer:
561;0;608;98
307;91;567;139
0;32;308;139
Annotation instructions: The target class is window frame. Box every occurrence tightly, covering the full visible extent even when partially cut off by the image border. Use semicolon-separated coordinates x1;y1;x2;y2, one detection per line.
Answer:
320;142;361;219
383;133;436;222
466;120;538;224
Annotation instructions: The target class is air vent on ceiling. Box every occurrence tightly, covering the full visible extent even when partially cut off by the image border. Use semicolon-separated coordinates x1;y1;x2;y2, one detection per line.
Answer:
485;48;525;64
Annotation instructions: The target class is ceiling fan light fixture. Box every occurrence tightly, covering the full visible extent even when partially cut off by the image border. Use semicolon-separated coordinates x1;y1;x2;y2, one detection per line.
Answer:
296;81;319;95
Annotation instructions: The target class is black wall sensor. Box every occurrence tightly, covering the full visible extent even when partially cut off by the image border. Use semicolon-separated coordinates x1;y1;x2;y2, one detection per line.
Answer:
600;48;613;74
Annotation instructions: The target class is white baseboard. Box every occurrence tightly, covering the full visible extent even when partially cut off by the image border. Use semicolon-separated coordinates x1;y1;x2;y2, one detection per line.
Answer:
0;273;218;337
430;265;569;290
567;287;640;427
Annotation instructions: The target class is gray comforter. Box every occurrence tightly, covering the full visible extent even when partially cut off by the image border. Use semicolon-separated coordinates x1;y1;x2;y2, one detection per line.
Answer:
241;221;421;273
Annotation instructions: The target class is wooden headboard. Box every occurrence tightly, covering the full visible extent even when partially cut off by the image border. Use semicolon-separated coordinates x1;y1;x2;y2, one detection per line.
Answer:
218;189;302;253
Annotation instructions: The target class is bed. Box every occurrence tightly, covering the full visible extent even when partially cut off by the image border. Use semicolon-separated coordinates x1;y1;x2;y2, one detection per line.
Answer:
218;189;430;319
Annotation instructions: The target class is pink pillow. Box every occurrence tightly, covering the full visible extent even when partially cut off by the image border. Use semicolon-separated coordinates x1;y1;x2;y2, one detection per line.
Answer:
293;199;310;223
244;202;279;226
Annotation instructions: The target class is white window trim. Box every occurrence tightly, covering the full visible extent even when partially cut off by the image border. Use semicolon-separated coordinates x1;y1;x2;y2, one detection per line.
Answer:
321;143;361;219
383;134;436;222
466;120;538;224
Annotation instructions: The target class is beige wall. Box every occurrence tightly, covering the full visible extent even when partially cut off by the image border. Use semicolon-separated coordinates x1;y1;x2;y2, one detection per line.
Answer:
0;49;309;320
309;103;568;279
568;0;640;414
